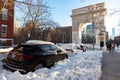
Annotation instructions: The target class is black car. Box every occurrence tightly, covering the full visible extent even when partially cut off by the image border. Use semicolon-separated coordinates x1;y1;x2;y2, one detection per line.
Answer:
3;40;68;73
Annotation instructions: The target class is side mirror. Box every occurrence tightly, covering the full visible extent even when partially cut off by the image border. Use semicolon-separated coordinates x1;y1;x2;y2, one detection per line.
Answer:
57;49;62;53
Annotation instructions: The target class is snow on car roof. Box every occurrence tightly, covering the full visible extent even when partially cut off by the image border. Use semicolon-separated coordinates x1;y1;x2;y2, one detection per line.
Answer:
25;40;54;45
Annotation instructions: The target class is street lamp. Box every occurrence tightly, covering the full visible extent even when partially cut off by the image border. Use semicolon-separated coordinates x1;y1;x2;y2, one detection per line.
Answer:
92;22;95;50
91;6;96;50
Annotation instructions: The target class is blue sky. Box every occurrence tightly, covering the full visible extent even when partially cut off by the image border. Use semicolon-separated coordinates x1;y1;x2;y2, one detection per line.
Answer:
45;0;104;26
44;0;120;35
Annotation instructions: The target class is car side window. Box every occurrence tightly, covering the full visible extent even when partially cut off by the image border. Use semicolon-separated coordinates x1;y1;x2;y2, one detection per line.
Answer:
41;45;50;51
49;44;57;51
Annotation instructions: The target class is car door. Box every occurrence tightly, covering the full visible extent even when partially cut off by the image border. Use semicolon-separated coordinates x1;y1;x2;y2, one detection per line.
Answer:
49;44;66;61
41;44;66;63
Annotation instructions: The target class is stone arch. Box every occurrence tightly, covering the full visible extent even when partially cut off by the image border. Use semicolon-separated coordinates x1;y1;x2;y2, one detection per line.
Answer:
71;2;107;44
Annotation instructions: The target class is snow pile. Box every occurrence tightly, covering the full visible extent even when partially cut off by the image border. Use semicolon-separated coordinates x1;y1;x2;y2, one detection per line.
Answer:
0;50;102;80
115;46;120;53
0;47;13;53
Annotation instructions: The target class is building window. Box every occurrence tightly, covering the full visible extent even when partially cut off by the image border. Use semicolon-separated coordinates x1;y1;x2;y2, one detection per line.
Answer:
0;40;6;46
1;24;7;37
2;8;8;20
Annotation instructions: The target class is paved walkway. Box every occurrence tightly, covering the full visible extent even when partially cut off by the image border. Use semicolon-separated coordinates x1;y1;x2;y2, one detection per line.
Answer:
101;50;120;80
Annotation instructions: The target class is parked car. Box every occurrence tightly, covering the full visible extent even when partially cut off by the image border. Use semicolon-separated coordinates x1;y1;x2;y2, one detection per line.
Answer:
58;43;87;55
3;40;68;73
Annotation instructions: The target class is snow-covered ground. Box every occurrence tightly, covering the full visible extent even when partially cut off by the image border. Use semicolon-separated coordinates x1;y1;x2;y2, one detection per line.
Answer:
0;46;103;80
115;46;120;53
0;47;13;53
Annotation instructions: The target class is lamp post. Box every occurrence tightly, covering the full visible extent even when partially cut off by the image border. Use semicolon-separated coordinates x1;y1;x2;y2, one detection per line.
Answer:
91;6;96;50
92;22;95;50
99;21;105;49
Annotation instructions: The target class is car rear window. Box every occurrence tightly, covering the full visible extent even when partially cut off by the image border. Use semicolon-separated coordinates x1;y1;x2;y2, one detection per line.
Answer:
22;45;39;54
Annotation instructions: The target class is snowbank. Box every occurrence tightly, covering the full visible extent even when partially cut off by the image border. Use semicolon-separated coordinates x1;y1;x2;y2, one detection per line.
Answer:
0;50;102;80
0;47;13;53
115;46;120;53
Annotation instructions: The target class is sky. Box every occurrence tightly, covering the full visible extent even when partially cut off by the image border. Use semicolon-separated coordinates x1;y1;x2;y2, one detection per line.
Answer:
44;0;120;36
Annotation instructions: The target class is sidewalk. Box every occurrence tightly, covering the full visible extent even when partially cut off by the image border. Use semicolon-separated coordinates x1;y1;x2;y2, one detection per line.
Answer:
101;50;120;80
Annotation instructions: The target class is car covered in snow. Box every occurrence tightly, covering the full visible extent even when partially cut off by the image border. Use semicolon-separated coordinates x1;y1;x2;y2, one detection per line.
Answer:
57;43;87;55
3;40;68;73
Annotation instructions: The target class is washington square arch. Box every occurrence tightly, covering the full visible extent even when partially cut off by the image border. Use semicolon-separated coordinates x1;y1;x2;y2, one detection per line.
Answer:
71;2;107;45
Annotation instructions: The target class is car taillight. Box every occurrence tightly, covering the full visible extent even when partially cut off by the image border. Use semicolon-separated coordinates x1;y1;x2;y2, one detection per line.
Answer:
23;55;33;60
16;54;23;61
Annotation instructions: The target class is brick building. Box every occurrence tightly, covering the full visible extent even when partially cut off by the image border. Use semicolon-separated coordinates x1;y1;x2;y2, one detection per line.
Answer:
0;0;14;47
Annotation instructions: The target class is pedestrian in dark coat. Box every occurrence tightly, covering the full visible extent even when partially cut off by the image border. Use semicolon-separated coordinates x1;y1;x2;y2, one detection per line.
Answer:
106;42;109;51
108;43;112;51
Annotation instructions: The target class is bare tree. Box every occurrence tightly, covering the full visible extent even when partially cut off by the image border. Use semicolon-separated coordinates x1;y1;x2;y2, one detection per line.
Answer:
0;0;61;43
15;0;58;41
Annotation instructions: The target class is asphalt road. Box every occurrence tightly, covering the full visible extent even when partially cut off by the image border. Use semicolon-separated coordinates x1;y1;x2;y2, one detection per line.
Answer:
101;50;120;80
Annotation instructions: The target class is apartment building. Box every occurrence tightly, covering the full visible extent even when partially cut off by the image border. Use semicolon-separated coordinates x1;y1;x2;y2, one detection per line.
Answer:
0;0;14;47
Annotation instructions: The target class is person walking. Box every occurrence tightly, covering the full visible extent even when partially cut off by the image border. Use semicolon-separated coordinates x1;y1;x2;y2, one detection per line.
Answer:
116;41;119;48
111;43;115;51
106;42;109;51
108;42;111;51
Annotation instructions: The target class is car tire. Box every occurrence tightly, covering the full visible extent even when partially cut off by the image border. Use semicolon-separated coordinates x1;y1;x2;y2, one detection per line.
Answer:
47;63;54;68
65;54;68;59
34;63;44;71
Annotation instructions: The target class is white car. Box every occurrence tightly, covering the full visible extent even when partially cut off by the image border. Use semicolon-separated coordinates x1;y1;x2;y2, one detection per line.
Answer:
57;43;87;55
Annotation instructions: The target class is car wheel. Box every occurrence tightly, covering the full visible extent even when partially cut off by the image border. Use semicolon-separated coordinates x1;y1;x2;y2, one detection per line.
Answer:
65;54;68;59
47;63;54;68
34;63;44;71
